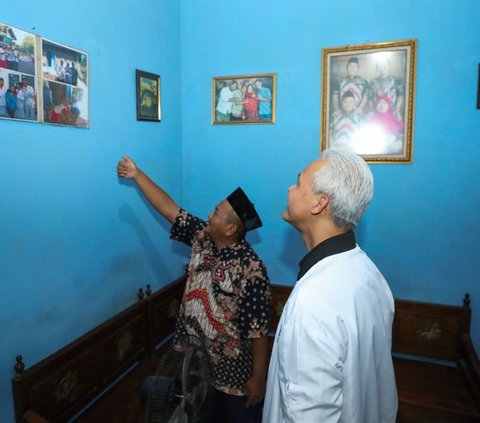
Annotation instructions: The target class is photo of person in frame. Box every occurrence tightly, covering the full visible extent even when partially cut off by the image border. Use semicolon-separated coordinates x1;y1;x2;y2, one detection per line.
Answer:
43;80;88;128
0;23;36;76
139;85;158;118
136;71;160;121
0;23;38;122
213;74;276;124
0;69;38;122
42;40;88;89
328;49;407;156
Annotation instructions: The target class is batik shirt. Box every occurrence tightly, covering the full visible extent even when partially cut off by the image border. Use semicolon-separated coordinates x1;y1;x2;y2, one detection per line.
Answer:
334;75;369;109
171;209;271;396
330;109;364;145
368;75;404;107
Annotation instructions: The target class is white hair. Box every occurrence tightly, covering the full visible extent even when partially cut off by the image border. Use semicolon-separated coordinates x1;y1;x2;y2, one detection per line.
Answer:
313;146;373;229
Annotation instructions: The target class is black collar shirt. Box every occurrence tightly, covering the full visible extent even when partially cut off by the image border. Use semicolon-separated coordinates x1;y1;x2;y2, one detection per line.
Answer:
297;231;357;281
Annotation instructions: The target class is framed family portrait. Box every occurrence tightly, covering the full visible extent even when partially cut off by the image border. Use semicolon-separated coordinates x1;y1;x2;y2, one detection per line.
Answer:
136;69;161;122
212;73;276;125
321;39;417;163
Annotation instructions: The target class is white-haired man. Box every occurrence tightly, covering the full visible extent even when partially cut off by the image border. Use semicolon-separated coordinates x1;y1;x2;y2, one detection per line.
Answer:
263;147;398;422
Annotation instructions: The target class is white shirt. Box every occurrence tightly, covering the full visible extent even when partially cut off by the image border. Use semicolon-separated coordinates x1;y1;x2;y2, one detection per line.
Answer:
216;86;233;114
263;246;398;423
0;85;6;106
16;88;25;104
23;86;35;107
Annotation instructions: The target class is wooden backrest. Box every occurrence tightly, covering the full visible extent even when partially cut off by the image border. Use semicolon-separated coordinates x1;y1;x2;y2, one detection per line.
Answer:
269;285;292;333
12;300;150;422
12;277;185;423
270;285;472;362
392;295;471;360
148;277;186;349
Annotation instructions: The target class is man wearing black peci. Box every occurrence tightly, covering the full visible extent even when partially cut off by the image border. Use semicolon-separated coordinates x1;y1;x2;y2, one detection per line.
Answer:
117;157;271;423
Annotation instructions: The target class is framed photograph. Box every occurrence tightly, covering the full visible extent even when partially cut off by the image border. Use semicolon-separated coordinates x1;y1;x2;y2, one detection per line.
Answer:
136;69;161;122
0;23;39;122
477;64;480;109
0;23;89;128
41;39;89;128
321;39;417;163
212;73;276;125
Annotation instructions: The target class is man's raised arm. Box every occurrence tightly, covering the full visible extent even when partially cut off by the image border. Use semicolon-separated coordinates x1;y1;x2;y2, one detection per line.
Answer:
117;156;179;224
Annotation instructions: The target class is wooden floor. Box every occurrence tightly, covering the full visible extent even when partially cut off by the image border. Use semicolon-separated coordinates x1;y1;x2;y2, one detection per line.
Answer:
75;353;480;423
394;357;480;422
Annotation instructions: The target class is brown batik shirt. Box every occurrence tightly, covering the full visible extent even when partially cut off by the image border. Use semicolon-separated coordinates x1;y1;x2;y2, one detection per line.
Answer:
171;209;271;396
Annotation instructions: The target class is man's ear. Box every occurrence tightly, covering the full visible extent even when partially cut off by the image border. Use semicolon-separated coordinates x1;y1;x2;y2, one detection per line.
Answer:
225;223;238;237
311;194;329;215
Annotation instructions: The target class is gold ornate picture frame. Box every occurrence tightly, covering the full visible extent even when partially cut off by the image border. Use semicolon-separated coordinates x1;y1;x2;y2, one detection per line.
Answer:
321;39;417;163
212;73;276;125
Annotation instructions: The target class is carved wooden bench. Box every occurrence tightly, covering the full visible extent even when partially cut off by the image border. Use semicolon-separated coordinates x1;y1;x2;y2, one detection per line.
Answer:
12;279;480;422
11;277;185;423
269;286;480;422
393;294;480;422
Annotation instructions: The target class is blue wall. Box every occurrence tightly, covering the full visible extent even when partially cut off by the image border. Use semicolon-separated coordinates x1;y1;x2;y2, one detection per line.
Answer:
179;0;480;351
0;1;184;421
1;0;479;421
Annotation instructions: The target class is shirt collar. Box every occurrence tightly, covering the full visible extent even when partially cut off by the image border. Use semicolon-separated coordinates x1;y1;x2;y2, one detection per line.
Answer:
297;231;356;280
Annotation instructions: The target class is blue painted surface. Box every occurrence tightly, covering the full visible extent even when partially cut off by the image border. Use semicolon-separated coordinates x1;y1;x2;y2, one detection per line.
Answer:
1;0;479;421
179;0;480;362
0;1;184;421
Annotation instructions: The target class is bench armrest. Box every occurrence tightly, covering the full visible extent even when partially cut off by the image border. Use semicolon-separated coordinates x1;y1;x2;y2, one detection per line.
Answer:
459;333;480;401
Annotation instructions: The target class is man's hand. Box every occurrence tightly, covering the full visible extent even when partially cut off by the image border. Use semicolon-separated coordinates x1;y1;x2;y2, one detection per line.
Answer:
116;156;179;223
245;374;266;407
117;156;138;179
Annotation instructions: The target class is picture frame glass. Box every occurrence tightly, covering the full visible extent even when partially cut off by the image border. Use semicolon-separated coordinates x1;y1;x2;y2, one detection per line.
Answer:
321;40;417;163
136;69;161;122
1;22;90;128
0;24;39;123
42;38;89;128
212;73;276;125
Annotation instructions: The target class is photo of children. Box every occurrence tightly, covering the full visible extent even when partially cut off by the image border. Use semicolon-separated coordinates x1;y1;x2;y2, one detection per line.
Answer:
322;40;416;162
0;23;38;122
329;52;405;155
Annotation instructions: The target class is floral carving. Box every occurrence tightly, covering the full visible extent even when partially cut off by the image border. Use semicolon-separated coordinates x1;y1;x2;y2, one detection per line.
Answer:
55;371;79;403
117;331;133;360
415;321;442;344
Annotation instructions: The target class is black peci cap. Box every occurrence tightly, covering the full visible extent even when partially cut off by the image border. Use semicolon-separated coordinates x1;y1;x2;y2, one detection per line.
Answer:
226;187;262;231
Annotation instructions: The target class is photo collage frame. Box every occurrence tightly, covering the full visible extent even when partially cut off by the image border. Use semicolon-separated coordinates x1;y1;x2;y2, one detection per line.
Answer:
0;23;89;128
